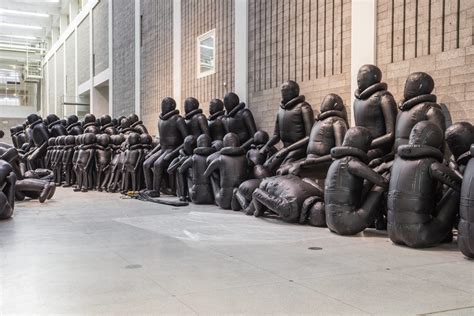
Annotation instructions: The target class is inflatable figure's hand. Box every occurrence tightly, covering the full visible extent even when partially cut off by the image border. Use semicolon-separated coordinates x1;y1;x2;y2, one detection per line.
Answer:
275;148;288;159
289;164;301;176
368;158;383;168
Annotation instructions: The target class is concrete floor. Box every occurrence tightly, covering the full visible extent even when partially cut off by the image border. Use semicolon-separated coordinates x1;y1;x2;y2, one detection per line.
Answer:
0;188;473;315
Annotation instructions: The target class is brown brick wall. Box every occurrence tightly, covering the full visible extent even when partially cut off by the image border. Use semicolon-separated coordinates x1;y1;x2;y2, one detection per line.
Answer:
376;0;474;123
248;0;352;133
180;0;235;113
140;0;174;136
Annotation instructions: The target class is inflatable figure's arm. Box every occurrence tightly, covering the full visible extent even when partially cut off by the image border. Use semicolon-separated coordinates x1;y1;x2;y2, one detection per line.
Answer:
276;137;310;159
28;142;48;161
430;161;462;191
334;120;348;147
240;137;255;151
164;144;183;161
134;150;144;171
348;160;388;188
371;94;397;149
177;117;189;139
427;107;447;133
203;158;220;177
261;116;281;154
167;156;183;174
85;150;95;170
178;157;192;174
145;144;161;160
302;178;324;196
301;104;315;137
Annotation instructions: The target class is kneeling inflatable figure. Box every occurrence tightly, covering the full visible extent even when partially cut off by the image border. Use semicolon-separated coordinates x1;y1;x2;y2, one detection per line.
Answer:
388;121;461;248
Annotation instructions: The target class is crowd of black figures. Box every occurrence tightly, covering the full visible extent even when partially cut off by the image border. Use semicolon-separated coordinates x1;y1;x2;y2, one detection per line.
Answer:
1;64;473;259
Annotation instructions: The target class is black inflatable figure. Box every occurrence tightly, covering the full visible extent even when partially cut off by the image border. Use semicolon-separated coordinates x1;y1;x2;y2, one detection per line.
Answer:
445;122;474;257
128;113;149;134
394;72;446;152
204;133;248;209
0;160;16;219
222;92;257;150
183;97;210;138
261;80;315;174
66;115;83;135
46;114;67;137
233;130;276;214
62;135;76;187
121;133;144;192
74;133;96;192
72;135;82;189
10;125;27;150
388;121;462;248
459;145;474;258
83;114;100;134
322;127;389;235
107;134;126;192
45;137;56;169
206;140;224;204
99;114;118;135
167;135;197;201
353;65;397;164
208;98;226;142
251;175;324;223
25;114;49;169
52;136;65;185
179;134;215;204
118;117;133;134
143;97;188;196
278;93;349;179
95;134;112;191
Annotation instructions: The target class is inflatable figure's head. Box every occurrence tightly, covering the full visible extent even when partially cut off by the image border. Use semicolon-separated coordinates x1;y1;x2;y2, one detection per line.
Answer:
280;80;300;104
409;121;444;149
197;134;212;148
127;132;140;146
223;132;240;148
83;133;97;145
184;97;200;114
161;97;177;114
320;93;345;113
65;135;76;146
183;135;197;155
209;98;224;115
253;130;269;146
223;92;240;112
67;115;78;126
97;134;111;147
100;114;112;126
403;72;434;100
342;127;373;153
445;122;474;159
140;133;153;145
357;64;382;92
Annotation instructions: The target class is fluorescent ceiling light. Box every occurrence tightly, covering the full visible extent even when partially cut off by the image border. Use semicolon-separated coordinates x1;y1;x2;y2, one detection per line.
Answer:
0;9;49;18
1;35;39;40
0;22;42;30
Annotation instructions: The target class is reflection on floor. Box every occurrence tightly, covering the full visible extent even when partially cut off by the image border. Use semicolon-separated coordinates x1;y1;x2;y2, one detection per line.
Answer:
1;188;473;314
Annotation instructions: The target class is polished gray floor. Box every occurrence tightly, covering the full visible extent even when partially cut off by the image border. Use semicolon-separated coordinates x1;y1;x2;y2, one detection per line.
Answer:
1;188;473;315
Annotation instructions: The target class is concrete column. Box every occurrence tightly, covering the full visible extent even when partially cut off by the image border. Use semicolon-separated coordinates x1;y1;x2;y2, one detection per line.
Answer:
234;0;248;104
172;0;181;110
108;0;113;115
60;14;69;35
350;0;377;126
134;0;141;116
69;0;79;21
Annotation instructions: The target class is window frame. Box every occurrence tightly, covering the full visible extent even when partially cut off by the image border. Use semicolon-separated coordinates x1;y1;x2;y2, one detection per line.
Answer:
196;29;216;79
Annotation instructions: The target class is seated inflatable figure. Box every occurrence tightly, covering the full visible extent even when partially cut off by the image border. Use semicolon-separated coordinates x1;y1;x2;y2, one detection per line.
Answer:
82;114;100;134
66;115;83;135
0;145;55;203
99;114;118;135
388;121;462;248
46;114;67;137
128;113;149;135
62;135;76;187
74;133;96;192
45;137;56;169
203;133;248;209
278;93;349;179
183;97;210;138
118;117;133;134
52;136;66;185
140;134;153;156
179;134;215;204
395;72;446;152
95;134;112;191
208;99;226;142
167;135;196;201
445;122;474;176
222;92;257;150
233;130;276;214
445;122;474;257
260;80;315;174
143;97;188;196
122;133;144;192
24;114;50;170
322;127;389;235
107;134;126;192
0;159;16;219
10;125;27;150
353;65;397;164
206;140;224;204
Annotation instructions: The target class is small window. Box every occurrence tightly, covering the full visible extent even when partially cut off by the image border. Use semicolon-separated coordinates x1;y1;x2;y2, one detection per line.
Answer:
197;29;216;78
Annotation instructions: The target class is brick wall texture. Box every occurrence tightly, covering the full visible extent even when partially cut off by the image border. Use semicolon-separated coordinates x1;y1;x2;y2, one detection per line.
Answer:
180;0;235;113
112;0;136;117
376;0;474;124
248;0;352;133
77;14;90;85
140;0;174;136
93;0;109;75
